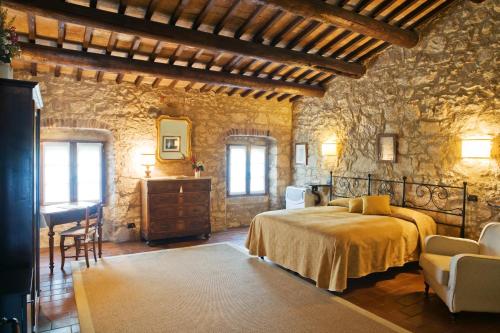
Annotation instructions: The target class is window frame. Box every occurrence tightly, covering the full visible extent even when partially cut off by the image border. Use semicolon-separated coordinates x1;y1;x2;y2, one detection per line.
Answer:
226;143;269;197
41;139;106;205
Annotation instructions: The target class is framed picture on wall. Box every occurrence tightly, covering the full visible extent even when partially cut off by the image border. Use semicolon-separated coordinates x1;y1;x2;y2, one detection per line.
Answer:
162;136;181;152
377;134;397;162
157;116;192;161
295;143;308;165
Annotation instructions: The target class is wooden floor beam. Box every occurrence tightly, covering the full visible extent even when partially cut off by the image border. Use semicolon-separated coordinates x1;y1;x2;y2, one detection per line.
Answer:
251;0;419;48
19;42;324;97
3;0;364;78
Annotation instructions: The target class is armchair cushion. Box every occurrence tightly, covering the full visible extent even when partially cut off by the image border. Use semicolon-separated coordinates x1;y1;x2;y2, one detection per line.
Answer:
419;253;451;286
424;235;479;257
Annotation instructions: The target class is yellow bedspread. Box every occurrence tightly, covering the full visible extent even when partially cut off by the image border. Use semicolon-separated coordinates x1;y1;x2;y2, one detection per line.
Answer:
245;206;436;292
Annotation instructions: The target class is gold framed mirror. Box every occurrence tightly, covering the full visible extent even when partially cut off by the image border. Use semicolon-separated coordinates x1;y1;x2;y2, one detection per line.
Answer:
156;116;192;161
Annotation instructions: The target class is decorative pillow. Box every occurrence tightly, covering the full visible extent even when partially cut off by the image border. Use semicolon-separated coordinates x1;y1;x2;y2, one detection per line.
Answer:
328;198;350;208
362;195;392;215
348;198;363;213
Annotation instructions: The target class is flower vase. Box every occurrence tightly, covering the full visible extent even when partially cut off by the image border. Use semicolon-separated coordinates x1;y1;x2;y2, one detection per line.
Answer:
194;169;201;178
0;62;14;79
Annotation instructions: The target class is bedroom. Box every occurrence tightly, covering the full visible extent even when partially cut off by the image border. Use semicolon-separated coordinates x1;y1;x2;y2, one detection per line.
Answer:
0;0;498;332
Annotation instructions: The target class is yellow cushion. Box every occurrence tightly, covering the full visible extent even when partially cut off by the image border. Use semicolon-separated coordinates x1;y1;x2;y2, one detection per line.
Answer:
348;198;363;213
362;195;392;215
328;198;350;208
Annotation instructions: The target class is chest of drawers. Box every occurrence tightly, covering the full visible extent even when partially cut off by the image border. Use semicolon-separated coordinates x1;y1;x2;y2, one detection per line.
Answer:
141;177;211;242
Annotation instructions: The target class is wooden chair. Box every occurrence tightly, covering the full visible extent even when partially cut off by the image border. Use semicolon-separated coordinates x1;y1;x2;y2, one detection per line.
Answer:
59;203;101;269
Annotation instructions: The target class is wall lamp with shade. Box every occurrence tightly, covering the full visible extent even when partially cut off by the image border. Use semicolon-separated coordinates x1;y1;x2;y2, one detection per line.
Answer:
461;137;492;159
141;153;156;178
322;142;337;156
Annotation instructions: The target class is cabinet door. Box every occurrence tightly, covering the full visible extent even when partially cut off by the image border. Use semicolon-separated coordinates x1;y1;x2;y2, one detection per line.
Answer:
0;84;35;270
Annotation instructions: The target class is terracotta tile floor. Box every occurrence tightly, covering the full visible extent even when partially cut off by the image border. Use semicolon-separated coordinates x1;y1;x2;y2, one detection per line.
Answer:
38;227;500;333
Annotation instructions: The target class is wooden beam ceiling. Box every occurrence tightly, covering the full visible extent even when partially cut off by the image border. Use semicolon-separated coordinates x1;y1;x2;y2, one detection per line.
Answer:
19;42;324;97
3;0;364;78
252;0;420;48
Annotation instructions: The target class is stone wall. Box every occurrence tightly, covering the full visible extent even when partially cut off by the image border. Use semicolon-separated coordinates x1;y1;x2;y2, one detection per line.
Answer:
15;71;292;246
292;0;499;238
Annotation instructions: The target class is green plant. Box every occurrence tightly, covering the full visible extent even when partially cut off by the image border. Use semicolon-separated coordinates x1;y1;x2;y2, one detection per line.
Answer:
0;4;20;63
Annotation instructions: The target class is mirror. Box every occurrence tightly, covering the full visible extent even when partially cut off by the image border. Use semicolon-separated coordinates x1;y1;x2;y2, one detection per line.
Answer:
156;116;192;161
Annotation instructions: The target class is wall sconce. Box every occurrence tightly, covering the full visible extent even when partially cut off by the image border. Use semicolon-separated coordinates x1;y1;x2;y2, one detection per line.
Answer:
322;142;337;156
461;138;492;159
141;153;156;178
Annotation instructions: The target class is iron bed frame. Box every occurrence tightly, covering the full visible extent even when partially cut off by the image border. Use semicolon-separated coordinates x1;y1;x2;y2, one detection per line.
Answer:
325;172;468;238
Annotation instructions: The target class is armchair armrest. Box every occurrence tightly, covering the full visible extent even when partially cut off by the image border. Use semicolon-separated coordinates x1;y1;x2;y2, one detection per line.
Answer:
447;254;500;313
424;235;479;256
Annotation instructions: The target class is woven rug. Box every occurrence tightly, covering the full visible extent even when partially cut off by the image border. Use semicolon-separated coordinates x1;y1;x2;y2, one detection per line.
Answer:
72;243;409;333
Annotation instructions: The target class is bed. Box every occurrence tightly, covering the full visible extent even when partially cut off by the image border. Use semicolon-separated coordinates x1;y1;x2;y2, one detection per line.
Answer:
245;174;468;292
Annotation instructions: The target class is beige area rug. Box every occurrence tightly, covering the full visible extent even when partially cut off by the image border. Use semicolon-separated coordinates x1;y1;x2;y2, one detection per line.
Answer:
72;243;409;333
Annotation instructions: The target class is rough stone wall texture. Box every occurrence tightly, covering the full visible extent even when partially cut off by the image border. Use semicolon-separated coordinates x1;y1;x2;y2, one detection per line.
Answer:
15;71;292;246
292;0;499;238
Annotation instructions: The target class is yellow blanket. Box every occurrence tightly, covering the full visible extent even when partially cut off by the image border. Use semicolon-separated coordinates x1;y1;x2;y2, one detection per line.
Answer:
245;206;436;292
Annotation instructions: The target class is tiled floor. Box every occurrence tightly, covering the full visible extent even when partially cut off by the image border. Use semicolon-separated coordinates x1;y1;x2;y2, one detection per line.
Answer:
38;227;500;333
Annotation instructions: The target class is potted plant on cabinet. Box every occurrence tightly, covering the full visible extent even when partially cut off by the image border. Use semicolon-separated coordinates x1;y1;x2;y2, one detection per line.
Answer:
0;4;20;79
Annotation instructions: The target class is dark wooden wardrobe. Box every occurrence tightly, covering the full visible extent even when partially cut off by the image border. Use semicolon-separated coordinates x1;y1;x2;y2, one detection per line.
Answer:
0;79;42;333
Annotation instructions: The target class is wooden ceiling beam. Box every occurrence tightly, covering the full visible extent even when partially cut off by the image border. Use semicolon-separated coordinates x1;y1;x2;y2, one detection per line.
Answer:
213;0;240;34
347;0;447;63
57;22;65;47
82;27;93;51
134;75;144;86
152;78;162;88
237;59;256;74
192;0;215;30
270;16;304;47
252;9;285;43
30;62;37;76
169;0;190;25
20;42;325;97
145;0;160;20
277;93;290;102
27;13;35;42
168;80;178;89
250;0;419;48
168;45;185;65
234;4;265;39
302;25;336;53
118;1;127;14
76;68;83;81
96;71;104;82
286;20;321;50
4;0;364;78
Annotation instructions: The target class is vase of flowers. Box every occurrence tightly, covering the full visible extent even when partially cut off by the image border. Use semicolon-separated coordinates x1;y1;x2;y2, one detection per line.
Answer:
0;5;20;79
190;155;205;178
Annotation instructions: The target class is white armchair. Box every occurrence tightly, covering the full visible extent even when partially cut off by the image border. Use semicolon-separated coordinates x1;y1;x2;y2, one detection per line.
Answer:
419;222;500;314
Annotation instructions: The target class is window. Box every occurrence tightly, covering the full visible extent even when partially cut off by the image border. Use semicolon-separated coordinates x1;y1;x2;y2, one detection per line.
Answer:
42;141;104;204
227;144;267;196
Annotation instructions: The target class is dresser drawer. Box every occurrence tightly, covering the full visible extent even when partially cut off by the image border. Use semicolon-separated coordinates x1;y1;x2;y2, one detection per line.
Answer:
150;193;179;206
181;192;210;205
148;204;179;219
149;217;210;234
149;204;208;219
147;179;211;194
147;181;181;193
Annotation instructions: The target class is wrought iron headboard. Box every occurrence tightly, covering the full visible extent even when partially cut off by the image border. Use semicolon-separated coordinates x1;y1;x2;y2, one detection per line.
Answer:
328;172;468;238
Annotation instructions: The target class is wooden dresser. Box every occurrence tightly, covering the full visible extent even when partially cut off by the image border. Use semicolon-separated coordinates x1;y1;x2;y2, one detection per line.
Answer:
141;177;211;243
